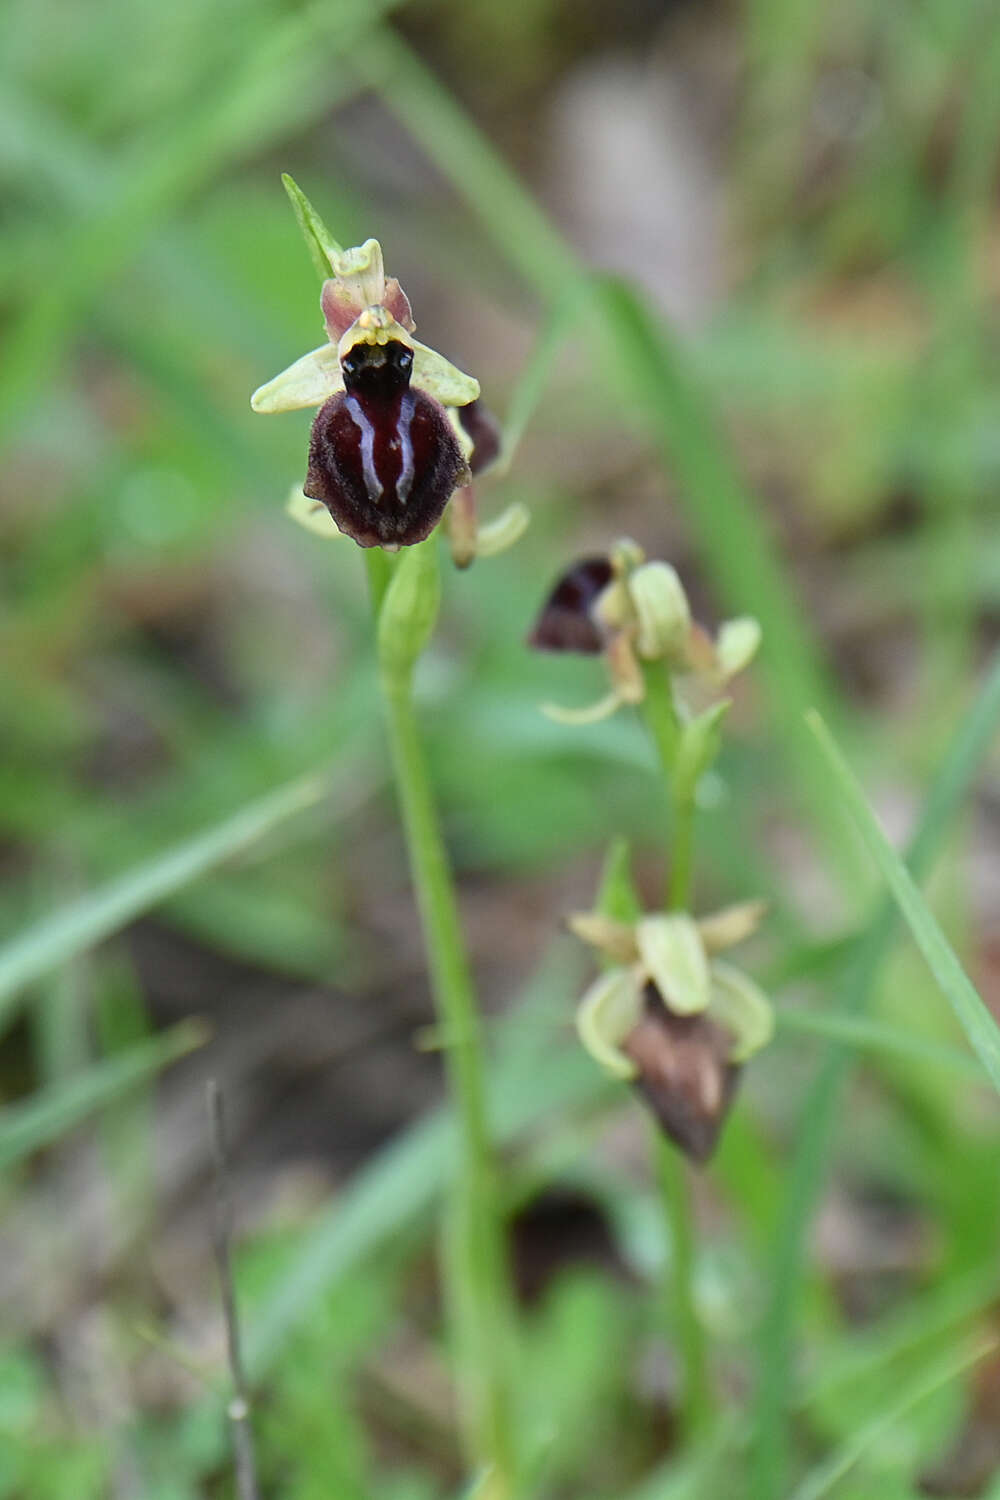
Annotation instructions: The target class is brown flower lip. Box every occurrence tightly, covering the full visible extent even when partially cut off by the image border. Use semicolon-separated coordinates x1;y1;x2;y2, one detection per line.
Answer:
621;985;741;1163
304;339;469;549
527;556;614;655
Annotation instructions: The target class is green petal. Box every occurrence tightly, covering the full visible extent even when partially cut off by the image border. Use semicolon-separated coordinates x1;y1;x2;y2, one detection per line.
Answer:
251;343;342;413
716;616;762;679
541;691;622;725
411;339;480;406
285;486;343;539
575;968;643;1079
709;960;774;1061
636;913;710;1016
476;502;531;557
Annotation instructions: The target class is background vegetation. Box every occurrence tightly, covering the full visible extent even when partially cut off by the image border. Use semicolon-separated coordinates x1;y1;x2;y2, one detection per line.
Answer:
3;0;1000;1496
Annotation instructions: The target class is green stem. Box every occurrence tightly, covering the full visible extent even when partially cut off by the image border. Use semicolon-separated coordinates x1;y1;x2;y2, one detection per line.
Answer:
641;662;695;911
639;661;711;1443
377;654;516;1491
363;547;392;612
655;1134;711;1439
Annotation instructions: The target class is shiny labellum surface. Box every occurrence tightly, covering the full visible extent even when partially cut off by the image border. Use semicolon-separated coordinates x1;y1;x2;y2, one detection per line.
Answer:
622;986;740;1164
304;340;468;549
528;556;615;654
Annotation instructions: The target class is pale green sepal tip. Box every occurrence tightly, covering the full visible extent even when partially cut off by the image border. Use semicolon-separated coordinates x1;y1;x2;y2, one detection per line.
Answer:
576;968;643;1080
716;616;762;679
636;913;711;1016
285;486;342;539
251;342;342;413
708;960;774;1061
411;340;480;406
377;537;441;683
282;173;343;282
476;502;531;558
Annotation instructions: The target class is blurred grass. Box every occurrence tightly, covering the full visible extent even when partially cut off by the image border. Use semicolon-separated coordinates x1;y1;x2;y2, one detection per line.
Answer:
3;0;1000;1496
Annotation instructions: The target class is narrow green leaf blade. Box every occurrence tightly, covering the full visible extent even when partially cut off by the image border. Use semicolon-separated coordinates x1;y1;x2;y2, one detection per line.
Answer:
806;710;1000;1093
0;771;326;1034
281;172;343;282
0;1021;205;1172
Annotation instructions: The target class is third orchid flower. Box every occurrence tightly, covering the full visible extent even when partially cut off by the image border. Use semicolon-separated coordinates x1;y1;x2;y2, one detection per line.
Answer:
570;901;773;1161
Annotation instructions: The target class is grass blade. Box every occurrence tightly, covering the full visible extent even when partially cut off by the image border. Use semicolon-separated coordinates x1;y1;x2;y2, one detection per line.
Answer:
790;1335;998;1500
807;709;1000;1092
754;651;1000;1497
0;771;325;1035
0;1020;205;1171
774;1006;983;1078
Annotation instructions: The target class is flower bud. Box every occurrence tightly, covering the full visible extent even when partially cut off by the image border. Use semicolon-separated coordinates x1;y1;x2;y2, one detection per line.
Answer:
628;561;691;661
377;536;441;683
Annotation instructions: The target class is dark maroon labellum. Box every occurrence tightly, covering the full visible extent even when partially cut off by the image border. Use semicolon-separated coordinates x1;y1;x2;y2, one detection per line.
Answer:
527;556;614;654
457;399;502;476
304;340;468;549
622;986;740;1164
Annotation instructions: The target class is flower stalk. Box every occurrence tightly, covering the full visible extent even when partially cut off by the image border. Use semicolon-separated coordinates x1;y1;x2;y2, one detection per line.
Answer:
376;549;515;1481
254;182;517;1490
640;658;710;1442
537;542;770;1448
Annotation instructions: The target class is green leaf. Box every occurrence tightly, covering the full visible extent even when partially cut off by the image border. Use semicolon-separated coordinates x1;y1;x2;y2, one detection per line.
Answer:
0;1021;205;1172
0;771;326;1036
774;1005;984;1077
595;837;642;923
674;701;731;806
789;1335;998;1500
281;172;343;282
754;651;1000;1496
807;710;1000;1093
